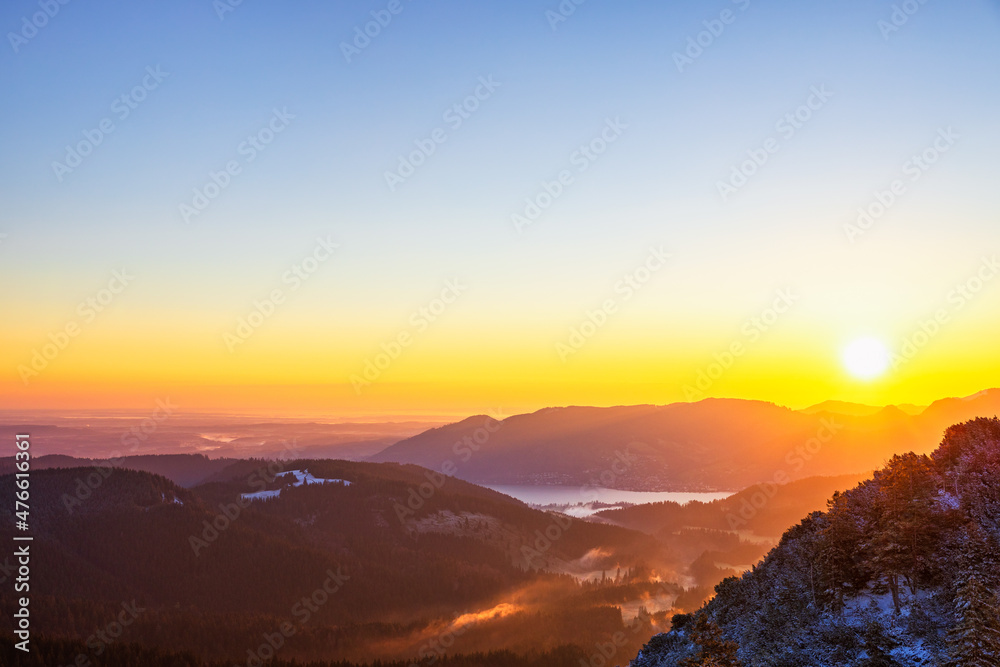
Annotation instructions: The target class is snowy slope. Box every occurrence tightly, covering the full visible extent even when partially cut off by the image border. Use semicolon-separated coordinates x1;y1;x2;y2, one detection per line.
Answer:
241;468;351;501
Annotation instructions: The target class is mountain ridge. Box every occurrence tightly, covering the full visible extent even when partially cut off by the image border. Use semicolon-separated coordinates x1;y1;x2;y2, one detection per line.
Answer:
371;390;1000;491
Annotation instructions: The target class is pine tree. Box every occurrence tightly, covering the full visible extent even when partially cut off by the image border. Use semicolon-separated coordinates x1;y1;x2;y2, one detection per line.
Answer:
868;453;938;612
679;612;743;667
819;495;870;612
944;575;1000;667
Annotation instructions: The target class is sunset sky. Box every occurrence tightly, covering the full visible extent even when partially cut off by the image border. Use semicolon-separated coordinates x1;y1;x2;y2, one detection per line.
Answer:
2;0;999;416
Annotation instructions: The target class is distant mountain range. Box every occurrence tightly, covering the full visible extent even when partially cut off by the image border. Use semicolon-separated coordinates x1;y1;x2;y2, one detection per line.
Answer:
4;390;997;495
800;400;926;417
371;389;1000;490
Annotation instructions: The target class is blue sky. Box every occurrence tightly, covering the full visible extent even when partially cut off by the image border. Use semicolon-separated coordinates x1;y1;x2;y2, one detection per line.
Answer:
2;0;999;412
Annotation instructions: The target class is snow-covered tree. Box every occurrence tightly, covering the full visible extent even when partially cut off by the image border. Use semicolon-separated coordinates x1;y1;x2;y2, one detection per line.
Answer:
679;612;743;667
858;620;901;667
944;574;1000;667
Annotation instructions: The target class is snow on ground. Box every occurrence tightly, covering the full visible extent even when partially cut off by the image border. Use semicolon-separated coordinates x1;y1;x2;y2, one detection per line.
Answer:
843;590;901;619
937;490;961;511
160;492;184;505
841;587;938;622
275;469;351;487
241;469;351;501
242;489;283;501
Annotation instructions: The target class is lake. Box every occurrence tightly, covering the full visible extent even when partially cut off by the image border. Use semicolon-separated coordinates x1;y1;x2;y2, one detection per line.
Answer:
484;484;733;517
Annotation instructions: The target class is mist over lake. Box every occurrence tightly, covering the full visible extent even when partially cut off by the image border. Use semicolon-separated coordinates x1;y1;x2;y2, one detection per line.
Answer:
484;484;733;516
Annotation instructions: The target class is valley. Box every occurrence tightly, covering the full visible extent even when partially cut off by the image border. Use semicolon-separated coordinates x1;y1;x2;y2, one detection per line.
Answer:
0;395;997;665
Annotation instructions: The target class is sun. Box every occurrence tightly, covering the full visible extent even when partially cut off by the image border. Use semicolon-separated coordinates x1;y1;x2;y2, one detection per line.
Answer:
843;337;891;380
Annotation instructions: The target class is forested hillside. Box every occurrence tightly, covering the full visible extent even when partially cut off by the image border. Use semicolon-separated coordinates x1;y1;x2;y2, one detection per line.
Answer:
0;459;674;664
631;418;1000;667
597;473;868;538
0;636;594;667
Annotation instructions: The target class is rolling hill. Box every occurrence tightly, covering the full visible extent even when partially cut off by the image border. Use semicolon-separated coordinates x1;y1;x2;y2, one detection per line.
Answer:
0;459;675;664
